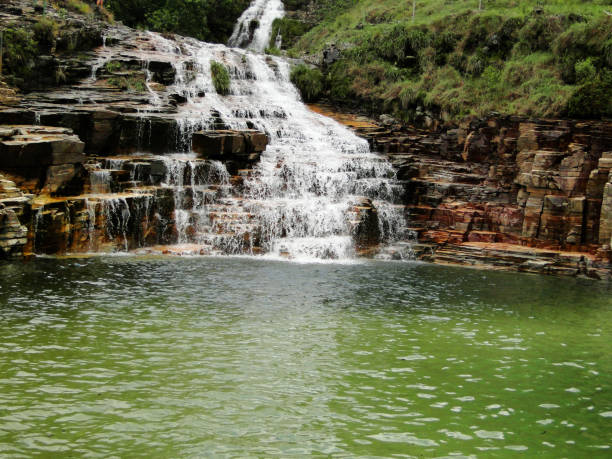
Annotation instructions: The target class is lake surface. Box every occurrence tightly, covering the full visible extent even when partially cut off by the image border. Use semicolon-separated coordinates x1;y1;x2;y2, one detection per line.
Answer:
0;257;610;457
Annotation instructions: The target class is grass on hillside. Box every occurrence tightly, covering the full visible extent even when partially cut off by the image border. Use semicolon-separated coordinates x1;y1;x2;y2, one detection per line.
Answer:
287;0;612;121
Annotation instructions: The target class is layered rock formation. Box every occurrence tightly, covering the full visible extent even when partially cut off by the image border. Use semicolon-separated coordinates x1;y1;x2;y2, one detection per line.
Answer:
0;174;30;259
0;0;610;278
193;130;268;173
312;105;612;280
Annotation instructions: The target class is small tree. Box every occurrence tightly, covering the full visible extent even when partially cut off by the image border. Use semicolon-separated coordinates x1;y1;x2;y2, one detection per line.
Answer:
412;0;416;21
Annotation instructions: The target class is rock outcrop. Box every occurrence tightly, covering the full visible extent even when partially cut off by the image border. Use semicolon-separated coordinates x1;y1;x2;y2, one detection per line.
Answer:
0;174;30;259
192;130;268;173
0;126;86;194
312;104;612;279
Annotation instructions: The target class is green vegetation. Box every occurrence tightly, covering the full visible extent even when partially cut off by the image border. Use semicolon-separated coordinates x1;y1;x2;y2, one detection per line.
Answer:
269;18;314;50
290;64;324;102
1;27;38;84
264;46;282;56
105;0;250;43
32;17;59;52
64;0;92;16
285;0;612;120
210;61;231;95
105;60;122;73
107;75;147;92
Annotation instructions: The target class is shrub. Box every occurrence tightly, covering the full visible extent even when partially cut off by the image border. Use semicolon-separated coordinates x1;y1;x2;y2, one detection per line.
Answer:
604;39;612;68
105;60;122;73
269;18;313;50
373;26;431;68
1;28;37;81
482;65;502;87
327;60;352;102
552;17;612;83
290;64;324;102
66;0;92;16
33;17;59;52
575;58;597;85
210;61;230;96
567;70;612;119
466;52;486;76
107;75;147;92
516;15;564;54
264;47;281;56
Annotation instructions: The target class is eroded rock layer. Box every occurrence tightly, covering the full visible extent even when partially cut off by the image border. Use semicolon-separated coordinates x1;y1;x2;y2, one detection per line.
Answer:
0;0;610;278
312;105;612;279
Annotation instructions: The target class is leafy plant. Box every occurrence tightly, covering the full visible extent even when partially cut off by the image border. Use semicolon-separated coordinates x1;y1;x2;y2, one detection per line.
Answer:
107;75;147;92
567;70;612;118
32;17;59;52
575;58;597;85
210;60;230;96
1;28;37;81
264;47;281;56
290;64;324;102
105;60;122;73
66;0;92;16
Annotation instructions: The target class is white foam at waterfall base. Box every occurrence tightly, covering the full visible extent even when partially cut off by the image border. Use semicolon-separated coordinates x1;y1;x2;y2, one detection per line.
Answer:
228;0;285;52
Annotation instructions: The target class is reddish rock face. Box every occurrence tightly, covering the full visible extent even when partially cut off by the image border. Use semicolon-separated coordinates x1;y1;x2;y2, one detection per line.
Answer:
313;103;612;278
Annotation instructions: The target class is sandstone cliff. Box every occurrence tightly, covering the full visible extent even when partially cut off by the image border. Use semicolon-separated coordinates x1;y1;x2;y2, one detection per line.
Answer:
314;105;612;279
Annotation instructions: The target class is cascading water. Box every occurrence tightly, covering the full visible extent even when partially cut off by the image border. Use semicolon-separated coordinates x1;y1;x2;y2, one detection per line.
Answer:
147;30;408;260
228;0;285;52
29;1;408;261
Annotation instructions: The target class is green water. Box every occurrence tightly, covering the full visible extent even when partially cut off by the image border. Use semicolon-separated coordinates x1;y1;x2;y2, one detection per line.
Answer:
0;257;610;457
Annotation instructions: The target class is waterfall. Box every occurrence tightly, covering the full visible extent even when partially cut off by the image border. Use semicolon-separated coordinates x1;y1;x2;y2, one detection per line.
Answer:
228;0;285;52
28;4;409;261
90;170;112;194
144;30;408;261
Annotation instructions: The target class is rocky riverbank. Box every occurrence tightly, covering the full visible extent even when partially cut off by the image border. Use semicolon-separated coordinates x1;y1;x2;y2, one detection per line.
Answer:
0;0;611;279
311;104;612;280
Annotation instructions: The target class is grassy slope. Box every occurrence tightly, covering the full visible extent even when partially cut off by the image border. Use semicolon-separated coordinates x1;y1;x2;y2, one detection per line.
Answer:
286;0;612;121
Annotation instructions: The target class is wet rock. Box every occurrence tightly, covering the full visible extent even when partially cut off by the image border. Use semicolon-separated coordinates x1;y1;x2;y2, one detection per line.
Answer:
0;174;30;259
117;116;180;154
243;130;268;153
192;129;268;173
316;104;612;277
0;126;85;168
148;61;176;85
350;197;381;250
600;170;612;247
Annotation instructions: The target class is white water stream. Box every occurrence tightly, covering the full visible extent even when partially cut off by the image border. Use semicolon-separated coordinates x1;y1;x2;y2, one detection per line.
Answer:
150;27;408;260
228;0;285;52
33;0;408;261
